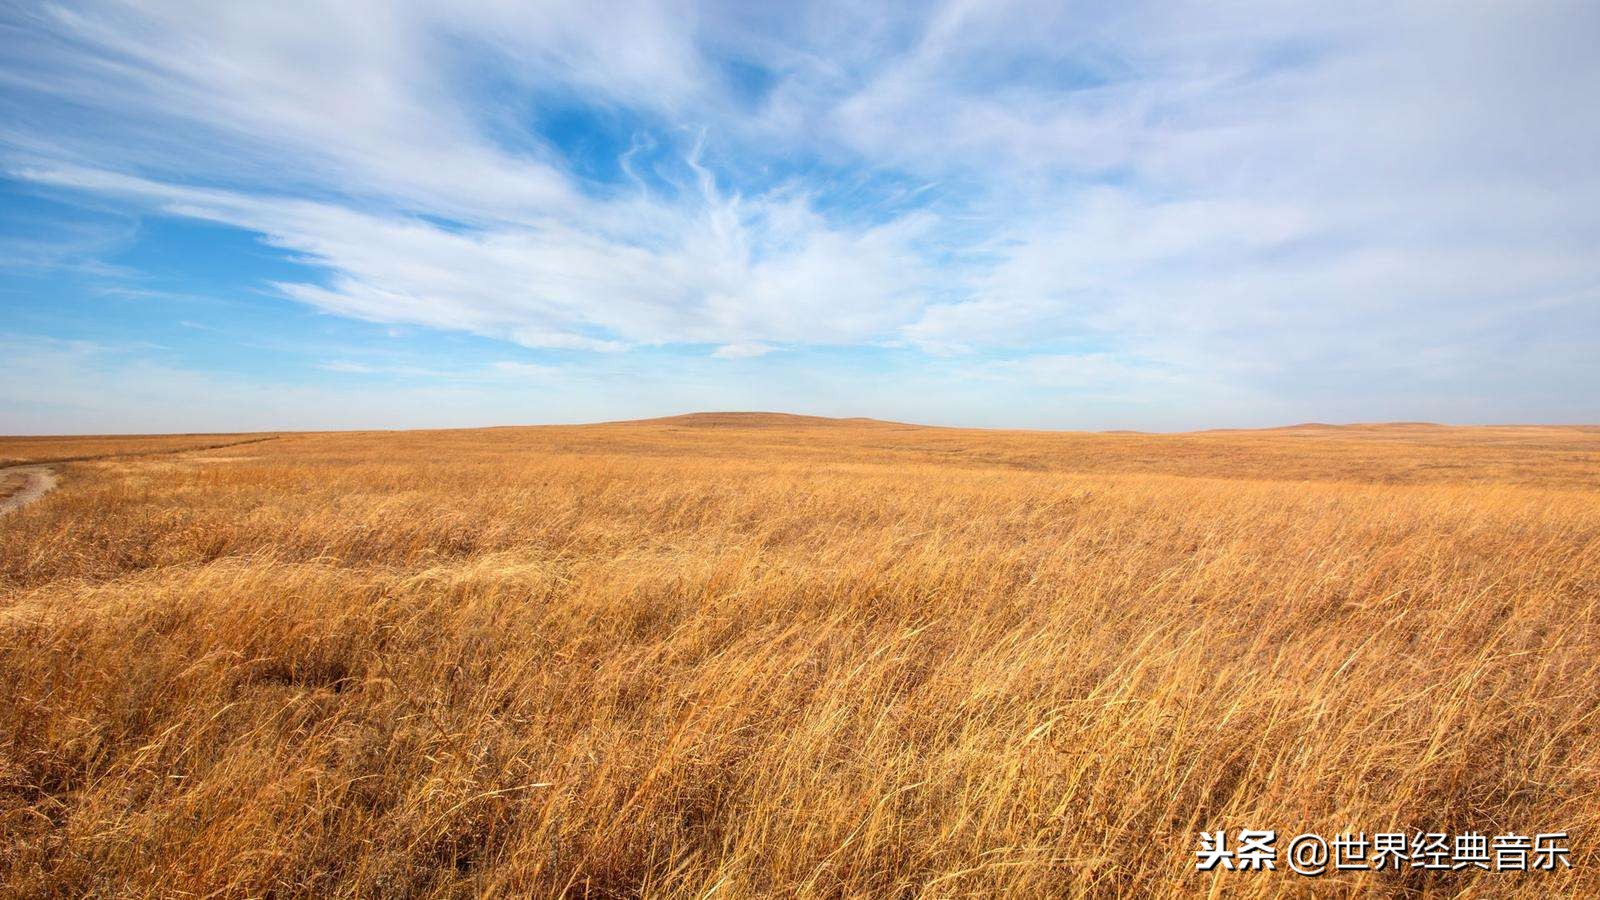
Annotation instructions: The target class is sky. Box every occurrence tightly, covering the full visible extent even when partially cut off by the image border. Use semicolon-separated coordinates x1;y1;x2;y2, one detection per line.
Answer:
2;1;1597;434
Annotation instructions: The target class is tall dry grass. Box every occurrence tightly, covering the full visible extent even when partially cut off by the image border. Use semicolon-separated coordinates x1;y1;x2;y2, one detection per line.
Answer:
0;433;275;468
1;415;1597;896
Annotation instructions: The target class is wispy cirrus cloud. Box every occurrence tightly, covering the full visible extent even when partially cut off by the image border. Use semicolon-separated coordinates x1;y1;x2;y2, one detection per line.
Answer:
16;160;939;353
2;0;1598;430
711;341;779;360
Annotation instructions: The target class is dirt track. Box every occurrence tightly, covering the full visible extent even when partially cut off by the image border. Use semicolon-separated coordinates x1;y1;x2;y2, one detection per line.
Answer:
0;466;58;516
0;436;281;519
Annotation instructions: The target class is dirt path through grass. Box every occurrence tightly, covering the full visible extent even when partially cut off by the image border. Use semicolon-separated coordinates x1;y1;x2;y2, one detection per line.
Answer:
0;465;58;516
0;435;280;518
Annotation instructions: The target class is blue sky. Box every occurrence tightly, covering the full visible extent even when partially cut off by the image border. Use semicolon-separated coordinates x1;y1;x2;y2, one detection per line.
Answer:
2;1;1597;434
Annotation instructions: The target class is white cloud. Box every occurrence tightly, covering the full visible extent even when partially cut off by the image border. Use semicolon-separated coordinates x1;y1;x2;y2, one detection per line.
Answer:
490;361;561;378
17;162;935;353
511;331;629;353
315;360;462;378
711;341;778;359
3;0;1599;427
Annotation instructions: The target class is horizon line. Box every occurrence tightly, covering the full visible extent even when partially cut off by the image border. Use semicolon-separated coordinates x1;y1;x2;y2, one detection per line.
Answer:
5;411;1599;440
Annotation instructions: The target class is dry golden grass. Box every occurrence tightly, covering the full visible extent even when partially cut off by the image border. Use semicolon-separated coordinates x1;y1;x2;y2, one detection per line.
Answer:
0;432;280;467
2;413;1597;896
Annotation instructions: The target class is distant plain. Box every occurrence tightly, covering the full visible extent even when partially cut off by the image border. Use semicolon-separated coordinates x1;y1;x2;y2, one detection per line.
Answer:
2;414;1596;895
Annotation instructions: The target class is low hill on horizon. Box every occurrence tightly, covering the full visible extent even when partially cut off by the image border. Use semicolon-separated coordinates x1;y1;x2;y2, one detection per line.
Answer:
610;411;907;429
604;411;1600;437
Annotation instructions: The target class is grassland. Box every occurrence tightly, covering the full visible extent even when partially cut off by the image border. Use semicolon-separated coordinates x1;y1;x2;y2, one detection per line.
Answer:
1;414;1597;896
